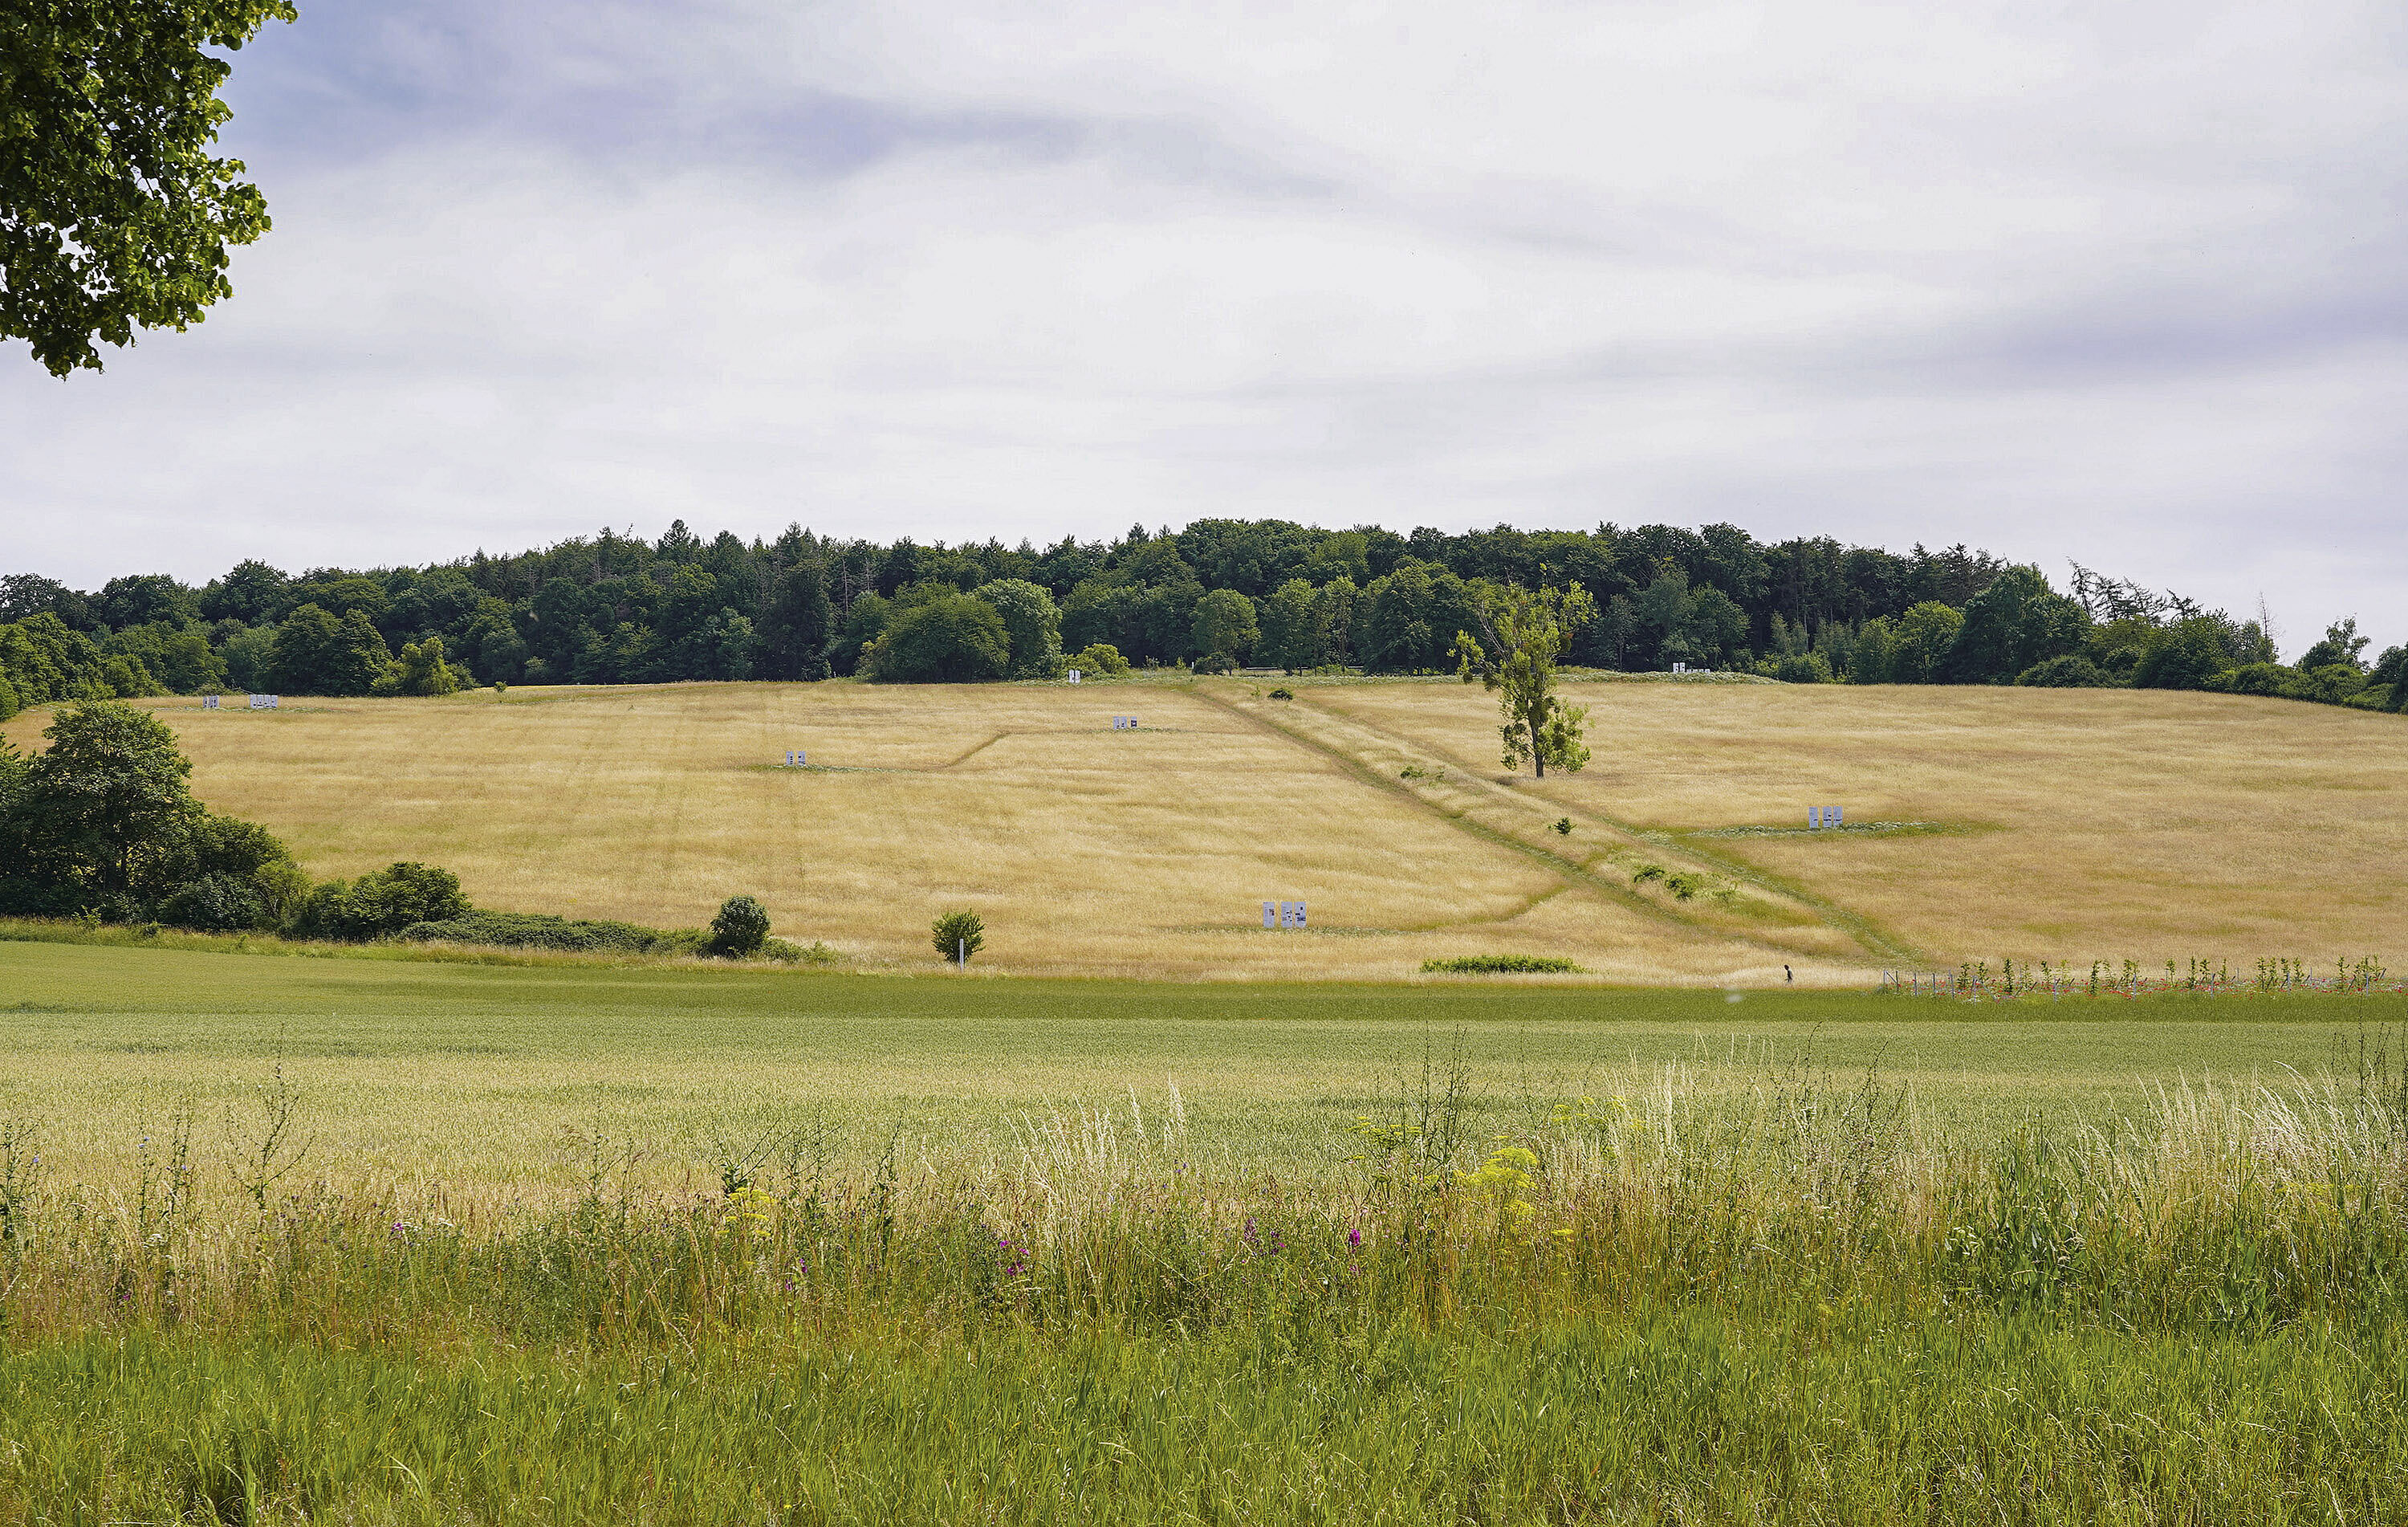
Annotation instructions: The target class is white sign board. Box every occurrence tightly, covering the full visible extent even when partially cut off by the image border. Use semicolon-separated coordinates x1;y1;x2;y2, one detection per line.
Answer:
249;694;278;710
1277;900;1309;929
1263;901;1277;929
1808;806;1845;829
1068;670;1081;684
1291;900;1308;929
201;695;219;710
784;750;807;766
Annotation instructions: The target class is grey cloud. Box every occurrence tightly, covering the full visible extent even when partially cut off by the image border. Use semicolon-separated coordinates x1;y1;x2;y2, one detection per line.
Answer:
2;0;2403;658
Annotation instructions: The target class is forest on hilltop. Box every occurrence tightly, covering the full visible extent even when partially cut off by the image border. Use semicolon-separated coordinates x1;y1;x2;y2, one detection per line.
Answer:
2;518;2398;716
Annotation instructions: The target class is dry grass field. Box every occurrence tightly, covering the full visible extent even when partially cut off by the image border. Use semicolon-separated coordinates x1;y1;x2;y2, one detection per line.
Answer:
9;674;2403;981
1306;675;2408;975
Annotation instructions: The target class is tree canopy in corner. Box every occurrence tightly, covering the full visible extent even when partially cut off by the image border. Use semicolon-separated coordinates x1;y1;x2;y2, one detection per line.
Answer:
1;0;295;376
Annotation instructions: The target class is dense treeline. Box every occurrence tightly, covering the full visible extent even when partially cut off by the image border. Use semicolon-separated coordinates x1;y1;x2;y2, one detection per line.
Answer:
2;519;2398;714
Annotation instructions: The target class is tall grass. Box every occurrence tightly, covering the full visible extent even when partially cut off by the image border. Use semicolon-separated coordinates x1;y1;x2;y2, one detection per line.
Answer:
4;1041;2408;1518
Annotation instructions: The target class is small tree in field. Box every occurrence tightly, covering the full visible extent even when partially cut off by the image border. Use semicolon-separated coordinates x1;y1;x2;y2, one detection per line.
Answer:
710;895;771;957
932;909;984;964
1453;581;1597;779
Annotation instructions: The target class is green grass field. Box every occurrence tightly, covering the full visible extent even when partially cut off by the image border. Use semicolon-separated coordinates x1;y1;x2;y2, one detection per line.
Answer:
5;938;2395;1192
7;939;2408;1520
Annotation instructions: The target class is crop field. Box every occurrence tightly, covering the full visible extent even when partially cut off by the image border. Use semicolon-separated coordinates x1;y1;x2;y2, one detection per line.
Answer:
0;938;2396;1195
2;941;2408;1520
9;674;2402;985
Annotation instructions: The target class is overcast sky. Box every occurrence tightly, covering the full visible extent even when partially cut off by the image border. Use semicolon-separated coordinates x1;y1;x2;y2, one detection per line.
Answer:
3;0;2402;657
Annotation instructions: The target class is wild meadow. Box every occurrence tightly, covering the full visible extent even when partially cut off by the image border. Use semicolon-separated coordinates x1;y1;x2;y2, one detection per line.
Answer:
4;1002;2408;1521
1;942;2406;1518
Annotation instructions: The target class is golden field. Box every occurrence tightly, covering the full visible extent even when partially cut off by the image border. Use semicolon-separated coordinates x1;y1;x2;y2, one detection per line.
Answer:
8;674;2404;982
1307;676;2408;975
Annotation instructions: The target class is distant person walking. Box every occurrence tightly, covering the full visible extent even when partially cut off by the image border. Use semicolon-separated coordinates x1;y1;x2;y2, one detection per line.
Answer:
1784;965;1793;983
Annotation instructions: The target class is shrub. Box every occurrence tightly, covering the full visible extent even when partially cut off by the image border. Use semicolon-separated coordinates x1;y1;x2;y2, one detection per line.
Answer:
157;873;268;932
1072;642;1130;678
2016;654;2109;687
709;895;771;958
295;861;470;941
1772;651;1833;684
1267;687;1293;700
932;909;985;963
372;636;469;697
2294;664;2369;705
397;911;698;955
1421;955;1584;974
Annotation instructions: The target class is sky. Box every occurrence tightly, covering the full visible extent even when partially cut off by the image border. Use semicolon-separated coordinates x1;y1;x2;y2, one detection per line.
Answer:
2;0;2402;658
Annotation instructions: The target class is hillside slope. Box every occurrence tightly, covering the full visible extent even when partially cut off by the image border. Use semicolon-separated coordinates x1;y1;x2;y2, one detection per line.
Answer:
9;677;2402;982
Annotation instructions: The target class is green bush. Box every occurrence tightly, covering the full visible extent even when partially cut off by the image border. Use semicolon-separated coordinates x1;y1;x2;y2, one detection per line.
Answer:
156;873;267;933
1267;687;1293;700
2016;654;2109;687
709;895;771;958
1420;954;1584;974
295;861;470;941
2294;663;2369;705
397;911;702;955
1071;643;1130;678
371;635;469;697
932;909;985;963
1773;651;1833;684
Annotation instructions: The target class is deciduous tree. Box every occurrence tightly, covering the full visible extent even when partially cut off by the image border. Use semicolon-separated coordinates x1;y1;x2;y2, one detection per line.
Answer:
1454;582;1597;779
2;0;296;374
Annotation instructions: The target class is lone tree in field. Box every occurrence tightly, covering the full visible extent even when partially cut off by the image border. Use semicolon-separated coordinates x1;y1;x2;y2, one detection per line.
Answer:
2;0;297;375
1453;581;1597;779
932;909;984;964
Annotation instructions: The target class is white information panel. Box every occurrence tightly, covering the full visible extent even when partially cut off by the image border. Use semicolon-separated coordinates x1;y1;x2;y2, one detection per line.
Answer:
201;696;219;710
249;694;278;710
1263;901;1277;929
